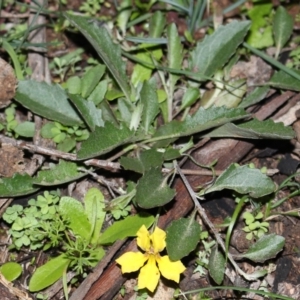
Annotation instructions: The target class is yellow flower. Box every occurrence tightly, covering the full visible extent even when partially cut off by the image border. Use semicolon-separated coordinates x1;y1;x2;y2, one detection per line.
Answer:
116;225;186;292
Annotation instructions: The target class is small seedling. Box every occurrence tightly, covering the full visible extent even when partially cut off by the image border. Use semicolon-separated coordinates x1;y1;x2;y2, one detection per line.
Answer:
0;104;35;138
3;190;64;250
50;49;83;82
40;122;89;152
243;211;269;240
79;0;103;16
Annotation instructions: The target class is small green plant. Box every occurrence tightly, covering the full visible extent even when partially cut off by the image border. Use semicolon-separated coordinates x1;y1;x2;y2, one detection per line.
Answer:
193;232;214;276
40;122;89;152
242;211;269;240
105;187;136;220
0;104;35;138
0;104;18;136
3;190;64;250
3;188;108;293
79;0;104;16
49;49;83;82
287;47;300;70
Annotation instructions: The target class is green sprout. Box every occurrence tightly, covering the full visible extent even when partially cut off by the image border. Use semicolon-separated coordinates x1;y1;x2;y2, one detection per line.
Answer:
0;104;35;138
49;49;83;82
242;211;269;240
79;0;104;16
3;191;64;250
40;122;89;152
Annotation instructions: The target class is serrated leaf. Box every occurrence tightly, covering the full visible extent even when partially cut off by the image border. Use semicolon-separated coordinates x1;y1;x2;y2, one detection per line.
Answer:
0;262;22;281
208;247;225;285
15;80;82;126
153;106;249;142
29;254;70;292
273;6;293;54
0;173;39;197
149;11;165;38
204;164;276;198
135;168;176;208
84;188;106;245
14;121;35;138
269;70;300;92
140;80;159;133
65;13;131;101
98;213;155;244
59;196;92;241
68;93;104;131
81;64;106;98
33;160;86;186
189;21;251;80
204;119;294;139
166;218;201;261
77;122;135;160
241;234;285;263
167;23;183;90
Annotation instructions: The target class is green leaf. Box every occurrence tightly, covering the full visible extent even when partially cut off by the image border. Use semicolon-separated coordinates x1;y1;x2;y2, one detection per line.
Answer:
269;70;300;92
15;80;82;126
68;93;104;131
204;119;295;140
84;188;106;245
33;160;87;186
166;218;201;261
120;157;143;173
241;234;285;263
208;247;225;285
81;64;106;98
77;122;135;160
149;11;166;38
189;21;251;80
135;168;176;208
131;53;153;87
0;262;22;281
247;3;274;49
140;80;159;133
29;254;70;292
14;121;35;137
59;197;92;241
0;173;39;197
180;87;200;110
98;213;155;244
66;76;81;94
167;23;183;90
204;164;276;198
57;137;76;152
87;80;107;105
153;106;249;142
239;86;269;108
120;148;164;174
273;6;293;57
65;13;131;101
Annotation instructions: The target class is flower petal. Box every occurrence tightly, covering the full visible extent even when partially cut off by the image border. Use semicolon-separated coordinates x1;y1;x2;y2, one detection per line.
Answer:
150;227;166;253
116;252;147;273
137;225;151;251
138;255;160;292
157;255;185;283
